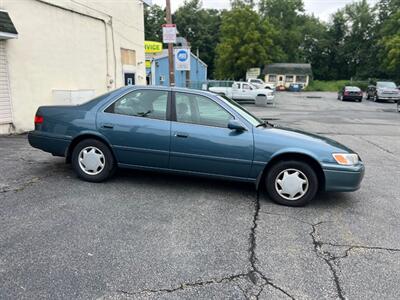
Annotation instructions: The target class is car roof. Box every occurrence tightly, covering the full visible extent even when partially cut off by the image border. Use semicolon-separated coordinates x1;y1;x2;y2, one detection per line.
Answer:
121;85;218;98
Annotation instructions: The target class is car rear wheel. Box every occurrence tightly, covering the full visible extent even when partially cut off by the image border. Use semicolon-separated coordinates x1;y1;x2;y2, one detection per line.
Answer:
265;160;318;206
72;139;116;182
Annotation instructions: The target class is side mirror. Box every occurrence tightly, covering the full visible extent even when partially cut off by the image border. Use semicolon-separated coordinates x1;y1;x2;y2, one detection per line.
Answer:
228;119;247;131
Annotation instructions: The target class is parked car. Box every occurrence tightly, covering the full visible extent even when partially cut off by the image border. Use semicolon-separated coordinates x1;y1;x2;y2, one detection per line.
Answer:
209;82;274;104
28;86;364;206
247;78;275;90
288;83;303;92
366;81;400;102
337;86;363;102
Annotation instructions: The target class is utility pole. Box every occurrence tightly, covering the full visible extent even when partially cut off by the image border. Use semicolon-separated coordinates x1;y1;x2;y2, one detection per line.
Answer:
166;0;175;86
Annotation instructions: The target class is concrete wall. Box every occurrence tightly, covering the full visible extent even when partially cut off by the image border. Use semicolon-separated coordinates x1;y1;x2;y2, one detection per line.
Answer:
0;0;146;133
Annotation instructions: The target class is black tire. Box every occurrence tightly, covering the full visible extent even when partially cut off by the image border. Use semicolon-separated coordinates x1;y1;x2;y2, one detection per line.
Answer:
373;94;379;102
71;139;116;182
265;160;318;207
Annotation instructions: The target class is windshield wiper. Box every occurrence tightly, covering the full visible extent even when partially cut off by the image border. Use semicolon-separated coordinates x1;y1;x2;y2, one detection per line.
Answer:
256;120;274;128
137;110;152;117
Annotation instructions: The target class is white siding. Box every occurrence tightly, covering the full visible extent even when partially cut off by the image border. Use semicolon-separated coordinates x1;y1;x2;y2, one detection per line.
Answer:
0;40;12;124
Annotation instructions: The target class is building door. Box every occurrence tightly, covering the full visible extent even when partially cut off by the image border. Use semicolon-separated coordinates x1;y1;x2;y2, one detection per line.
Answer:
0;40;13;125
277;75;285;87
124;73;135;86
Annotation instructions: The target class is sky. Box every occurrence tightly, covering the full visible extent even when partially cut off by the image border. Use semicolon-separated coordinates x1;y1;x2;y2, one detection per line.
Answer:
151;0;379;22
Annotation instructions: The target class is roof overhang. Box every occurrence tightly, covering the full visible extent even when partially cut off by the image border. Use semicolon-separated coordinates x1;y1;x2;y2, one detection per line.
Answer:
0;31;17;39
0;10;18;40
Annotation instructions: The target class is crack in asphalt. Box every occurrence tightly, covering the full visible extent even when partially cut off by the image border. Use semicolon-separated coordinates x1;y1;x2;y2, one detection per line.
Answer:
247;191;296;300
310;222;346;300
110;197;400;299
114;191;296;299
359;136;396;156
115;272;248;296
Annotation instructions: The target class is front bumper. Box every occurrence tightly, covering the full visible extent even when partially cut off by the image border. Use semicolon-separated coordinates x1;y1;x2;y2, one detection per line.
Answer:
322;162;365;192
377;95;400;101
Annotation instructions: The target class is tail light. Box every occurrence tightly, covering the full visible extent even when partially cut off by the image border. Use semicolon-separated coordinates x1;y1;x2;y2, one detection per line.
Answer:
34;115;43;124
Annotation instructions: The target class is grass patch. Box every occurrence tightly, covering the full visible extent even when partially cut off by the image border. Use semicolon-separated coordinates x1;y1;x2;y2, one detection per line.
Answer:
305;80;369;92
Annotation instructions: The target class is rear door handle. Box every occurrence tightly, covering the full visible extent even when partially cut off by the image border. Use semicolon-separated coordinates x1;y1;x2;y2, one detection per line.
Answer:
102;123;114;129
175;132;188;138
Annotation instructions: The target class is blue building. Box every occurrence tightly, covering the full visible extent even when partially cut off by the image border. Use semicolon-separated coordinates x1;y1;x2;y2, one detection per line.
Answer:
146;49;207;88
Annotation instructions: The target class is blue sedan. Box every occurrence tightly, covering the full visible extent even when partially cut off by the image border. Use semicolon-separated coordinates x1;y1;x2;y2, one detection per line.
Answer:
28;86;364;206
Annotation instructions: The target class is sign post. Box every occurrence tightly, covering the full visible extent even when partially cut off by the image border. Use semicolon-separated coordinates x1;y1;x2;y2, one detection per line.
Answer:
164;0;175;86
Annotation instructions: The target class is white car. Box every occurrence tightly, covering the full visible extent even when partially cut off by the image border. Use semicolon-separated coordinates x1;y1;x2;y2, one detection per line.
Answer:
209;82;274;104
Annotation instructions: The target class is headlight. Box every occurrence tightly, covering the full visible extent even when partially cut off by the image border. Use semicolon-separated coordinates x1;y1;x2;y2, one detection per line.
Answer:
332;153;359;165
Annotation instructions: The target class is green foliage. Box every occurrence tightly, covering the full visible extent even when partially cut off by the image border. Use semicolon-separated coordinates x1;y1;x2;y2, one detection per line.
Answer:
144;4;165;42
142;0;400;82
214;6;283;79
173;0;222;78
305;80;370;92
378;7;400;81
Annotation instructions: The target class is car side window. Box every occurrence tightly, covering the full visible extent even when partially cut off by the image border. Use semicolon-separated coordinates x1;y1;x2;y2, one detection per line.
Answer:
175;93;233;128
105;90;168;120
243;84;251;90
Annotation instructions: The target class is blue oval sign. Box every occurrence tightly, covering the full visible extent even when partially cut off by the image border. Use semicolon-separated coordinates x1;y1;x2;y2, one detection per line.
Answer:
177;50;188;62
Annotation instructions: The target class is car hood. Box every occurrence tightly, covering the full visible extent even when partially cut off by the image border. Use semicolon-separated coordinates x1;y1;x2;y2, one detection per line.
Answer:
377;87;400;93
257;126;354;153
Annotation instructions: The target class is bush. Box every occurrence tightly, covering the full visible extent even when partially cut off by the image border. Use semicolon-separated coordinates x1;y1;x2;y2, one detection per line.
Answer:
305;80;370;92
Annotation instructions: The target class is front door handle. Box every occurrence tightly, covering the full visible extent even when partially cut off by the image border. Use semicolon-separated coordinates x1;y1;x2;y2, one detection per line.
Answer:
102;123;114;129
175;132;188;138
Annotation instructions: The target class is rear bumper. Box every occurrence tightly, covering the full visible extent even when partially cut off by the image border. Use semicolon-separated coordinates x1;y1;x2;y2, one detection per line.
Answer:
343;96;362;101
322;163;365;192
28;131;71;157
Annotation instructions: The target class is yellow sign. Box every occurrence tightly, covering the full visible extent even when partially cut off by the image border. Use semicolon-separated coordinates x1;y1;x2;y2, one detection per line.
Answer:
145;60;151;68
145;41;163;53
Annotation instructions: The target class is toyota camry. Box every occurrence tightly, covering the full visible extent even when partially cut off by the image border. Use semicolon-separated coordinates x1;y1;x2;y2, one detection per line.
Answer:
28;86;365;206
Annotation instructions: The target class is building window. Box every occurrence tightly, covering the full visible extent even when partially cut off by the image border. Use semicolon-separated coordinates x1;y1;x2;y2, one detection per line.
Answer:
268;75;276;82
121;48;136;65
286;75;294;83
296;75;307;83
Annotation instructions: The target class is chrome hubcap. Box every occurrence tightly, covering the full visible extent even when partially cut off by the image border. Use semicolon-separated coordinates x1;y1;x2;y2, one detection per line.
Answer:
78;146;105;175
275;168;309;201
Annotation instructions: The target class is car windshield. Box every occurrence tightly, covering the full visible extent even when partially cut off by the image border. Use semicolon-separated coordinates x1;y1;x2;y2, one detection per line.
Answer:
377;82;396;88
217;95;263;127
345;86;361;91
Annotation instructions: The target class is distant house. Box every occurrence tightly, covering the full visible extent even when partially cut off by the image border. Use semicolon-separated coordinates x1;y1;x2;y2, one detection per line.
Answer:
263;63;313;89
146;49;207;88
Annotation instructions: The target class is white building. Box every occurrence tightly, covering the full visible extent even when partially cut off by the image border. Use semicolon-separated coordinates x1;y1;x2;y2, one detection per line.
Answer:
0;0;146;134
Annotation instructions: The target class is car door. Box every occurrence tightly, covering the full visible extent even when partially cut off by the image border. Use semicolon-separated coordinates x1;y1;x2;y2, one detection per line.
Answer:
97;89;171;168
169;92;253;178
240;83;253;100
231;83;240;99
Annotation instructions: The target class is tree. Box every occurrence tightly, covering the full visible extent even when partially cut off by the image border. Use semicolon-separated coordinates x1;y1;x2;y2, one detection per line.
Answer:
214;5;283;79
379;9;400;80
258;0;305;62
144;4;165;42
173;0;223;78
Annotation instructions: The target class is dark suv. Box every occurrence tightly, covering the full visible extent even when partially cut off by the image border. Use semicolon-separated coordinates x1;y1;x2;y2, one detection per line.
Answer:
366;81;400;102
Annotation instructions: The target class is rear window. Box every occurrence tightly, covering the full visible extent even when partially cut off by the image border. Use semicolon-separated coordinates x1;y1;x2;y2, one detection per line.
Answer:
345;86;361;92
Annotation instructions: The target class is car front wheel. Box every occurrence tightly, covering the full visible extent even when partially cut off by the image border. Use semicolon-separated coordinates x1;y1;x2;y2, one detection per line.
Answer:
71;139;116;182
265;160;318;206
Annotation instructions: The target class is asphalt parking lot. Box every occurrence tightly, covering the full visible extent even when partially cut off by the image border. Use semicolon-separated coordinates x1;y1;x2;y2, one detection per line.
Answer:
1;92;399;299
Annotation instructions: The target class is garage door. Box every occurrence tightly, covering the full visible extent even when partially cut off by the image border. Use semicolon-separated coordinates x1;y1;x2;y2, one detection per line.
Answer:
0;40;12;124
